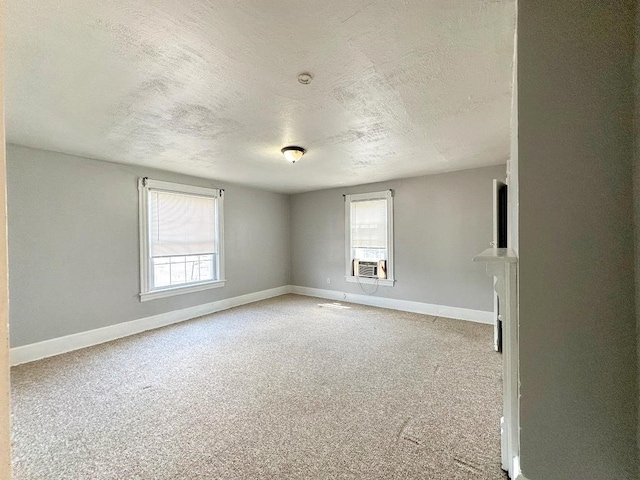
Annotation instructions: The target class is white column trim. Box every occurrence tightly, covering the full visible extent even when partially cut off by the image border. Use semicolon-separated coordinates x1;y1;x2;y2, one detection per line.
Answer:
473;248;520;477
0;2;11;473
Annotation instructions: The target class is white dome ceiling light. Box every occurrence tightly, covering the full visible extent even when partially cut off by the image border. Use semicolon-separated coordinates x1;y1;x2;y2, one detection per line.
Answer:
281;146;306;164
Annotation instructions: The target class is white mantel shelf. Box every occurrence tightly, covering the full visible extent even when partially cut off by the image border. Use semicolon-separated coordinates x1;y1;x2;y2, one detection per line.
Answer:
473;247;518;263
473;246;521;478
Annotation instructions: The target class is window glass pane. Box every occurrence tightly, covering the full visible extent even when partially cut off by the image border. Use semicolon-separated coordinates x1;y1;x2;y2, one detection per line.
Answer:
352;247;386;261
185;256;199;282
170;257;187;285
152;254;216;288
199;254;214;281
153;259;171;287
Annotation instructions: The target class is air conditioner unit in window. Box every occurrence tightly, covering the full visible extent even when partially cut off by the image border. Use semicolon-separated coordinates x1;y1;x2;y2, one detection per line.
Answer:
353;259;387;279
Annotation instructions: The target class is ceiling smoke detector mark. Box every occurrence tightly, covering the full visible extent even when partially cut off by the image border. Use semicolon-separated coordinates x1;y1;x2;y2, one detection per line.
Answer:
297;72;313;85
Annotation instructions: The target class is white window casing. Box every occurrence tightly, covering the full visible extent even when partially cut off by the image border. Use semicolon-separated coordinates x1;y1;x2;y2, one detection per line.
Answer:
344;190;395;286
138;178;225;301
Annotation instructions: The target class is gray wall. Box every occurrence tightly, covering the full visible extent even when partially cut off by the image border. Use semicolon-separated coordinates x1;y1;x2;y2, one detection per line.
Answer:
7;144;291;347
518;2;638;479
290;165;505;312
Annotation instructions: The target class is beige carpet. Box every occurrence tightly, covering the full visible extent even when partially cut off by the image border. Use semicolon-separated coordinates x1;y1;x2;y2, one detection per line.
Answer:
11;294;506;479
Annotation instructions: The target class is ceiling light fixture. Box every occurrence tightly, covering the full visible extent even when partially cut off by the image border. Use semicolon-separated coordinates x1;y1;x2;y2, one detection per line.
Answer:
281;146;306;164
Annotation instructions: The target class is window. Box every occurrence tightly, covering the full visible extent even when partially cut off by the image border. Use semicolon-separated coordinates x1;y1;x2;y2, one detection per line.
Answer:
138;178;225;301
345;190;394;286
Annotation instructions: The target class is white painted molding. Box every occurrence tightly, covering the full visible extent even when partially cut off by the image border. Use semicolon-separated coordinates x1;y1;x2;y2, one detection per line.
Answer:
474;248;520;478
512;456;528;480
291;286;493;324
10;286;292;366
11;284;493;366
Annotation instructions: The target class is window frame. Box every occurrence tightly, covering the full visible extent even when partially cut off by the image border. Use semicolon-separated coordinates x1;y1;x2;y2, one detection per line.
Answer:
138;178;225;302
344;190;395;286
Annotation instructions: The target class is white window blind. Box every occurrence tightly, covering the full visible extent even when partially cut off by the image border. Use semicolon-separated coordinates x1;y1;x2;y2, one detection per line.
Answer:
351;199;387;249
149;190;216;257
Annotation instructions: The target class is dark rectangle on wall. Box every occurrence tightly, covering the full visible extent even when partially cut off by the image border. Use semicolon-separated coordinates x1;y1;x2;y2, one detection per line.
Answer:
498;184;508;248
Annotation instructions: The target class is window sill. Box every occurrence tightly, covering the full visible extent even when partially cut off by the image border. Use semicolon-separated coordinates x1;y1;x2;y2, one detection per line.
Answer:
140;279;226;302
345;276;395;287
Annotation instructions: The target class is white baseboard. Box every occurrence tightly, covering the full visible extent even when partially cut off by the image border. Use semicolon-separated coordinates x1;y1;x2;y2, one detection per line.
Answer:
290;286;493;324
10;286;292;366
512;456;529;480
11;285;492;366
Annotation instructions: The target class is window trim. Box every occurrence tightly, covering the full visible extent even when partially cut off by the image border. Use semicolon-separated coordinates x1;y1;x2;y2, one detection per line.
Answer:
138;178;225;302
344;190;395;286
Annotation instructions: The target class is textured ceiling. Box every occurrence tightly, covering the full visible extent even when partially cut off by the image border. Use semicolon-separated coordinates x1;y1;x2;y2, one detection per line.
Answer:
6;0;516;193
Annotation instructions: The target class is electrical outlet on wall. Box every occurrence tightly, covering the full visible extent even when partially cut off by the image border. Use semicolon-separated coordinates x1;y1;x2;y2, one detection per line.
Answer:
326;277;331;284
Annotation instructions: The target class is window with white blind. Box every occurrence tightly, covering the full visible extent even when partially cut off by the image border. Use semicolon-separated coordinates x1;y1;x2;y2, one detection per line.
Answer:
138;178;225;301
344;190;394;286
